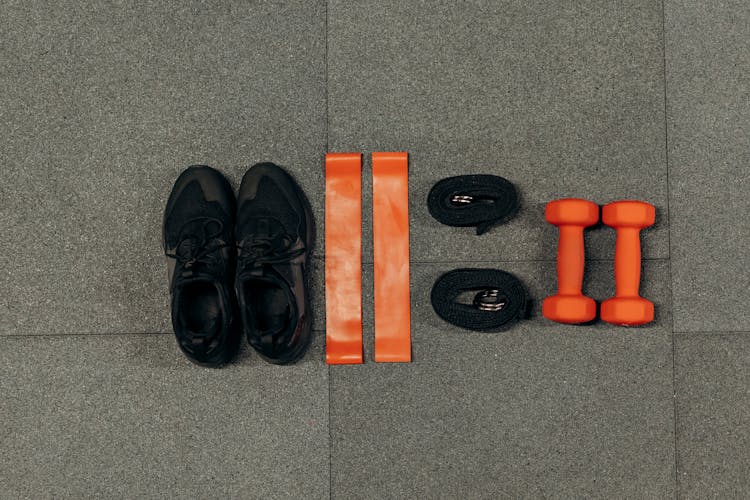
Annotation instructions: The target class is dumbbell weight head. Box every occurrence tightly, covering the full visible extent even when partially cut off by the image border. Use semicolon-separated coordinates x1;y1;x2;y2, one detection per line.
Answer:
546;198;599;227
600;296;654;326
602;200;655;228
543;294;597;324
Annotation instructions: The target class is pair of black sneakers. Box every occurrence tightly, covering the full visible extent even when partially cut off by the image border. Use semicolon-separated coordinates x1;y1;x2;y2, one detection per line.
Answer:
163;163;313;367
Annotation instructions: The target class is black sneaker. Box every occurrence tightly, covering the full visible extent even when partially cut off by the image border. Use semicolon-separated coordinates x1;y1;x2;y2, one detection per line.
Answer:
235;162;314;364
163;166;240;367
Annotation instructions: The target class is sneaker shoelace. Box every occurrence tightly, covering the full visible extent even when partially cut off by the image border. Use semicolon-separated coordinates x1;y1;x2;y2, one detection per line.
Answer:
238;232;305;271
165;218;229;276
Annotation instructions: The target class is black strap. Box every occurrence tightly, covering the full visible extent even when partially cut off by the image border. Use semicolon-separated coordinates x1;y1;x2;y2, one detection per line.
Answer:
431;268;529;332
427;175;519;235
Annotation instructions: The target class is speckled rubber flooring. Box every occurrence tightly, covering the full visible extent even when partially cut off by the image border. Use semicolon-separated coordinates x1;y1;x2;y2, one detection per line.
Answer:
1;1;748;498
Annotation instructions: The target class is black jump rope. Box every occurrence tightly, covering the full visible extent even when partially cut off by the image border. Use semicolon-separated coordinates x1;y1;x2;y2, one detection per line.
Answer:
427;175;530;332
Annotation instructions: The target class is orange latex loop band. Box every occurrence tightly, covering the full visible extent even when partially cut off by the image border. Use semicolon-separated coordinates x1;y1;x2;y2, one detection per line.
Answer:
372;152;412;362
325;153;363;364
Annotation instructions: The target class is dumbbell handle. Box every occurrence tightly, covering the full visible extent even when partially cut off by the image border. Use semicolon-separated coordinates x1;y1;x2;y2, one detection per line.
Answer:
614;227;643;297
557;225;586;296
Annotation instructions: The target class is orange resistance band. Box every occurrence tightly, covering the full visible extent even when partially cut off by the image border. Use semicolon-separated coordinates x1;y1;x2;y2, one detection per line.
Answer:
372;152;412;362
325;153;364;364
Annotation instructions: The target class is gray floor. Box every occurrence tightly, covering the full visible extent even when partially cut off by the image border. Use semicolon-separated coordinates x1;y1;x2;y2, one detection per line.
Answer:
0;1;748;498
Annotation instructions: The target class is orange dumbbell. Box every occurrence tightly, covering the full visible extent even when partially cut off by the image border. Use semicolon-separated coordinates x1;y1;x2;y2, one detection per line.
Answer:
543;198;599;324
600;200;655;326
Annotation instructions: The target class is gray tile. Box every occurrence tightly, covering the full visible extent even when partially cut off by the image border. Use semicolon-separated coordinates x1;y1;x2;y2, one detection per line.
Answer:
665;0;750;332
675;334;750;499
0;332;329;499
331;261;675;498
328;0;668;264
0;1;326;335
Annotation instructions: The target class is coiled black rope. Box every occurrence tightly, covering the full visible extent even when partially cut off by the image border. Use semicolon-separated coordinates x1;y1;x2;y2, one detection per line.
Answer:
427;175;519;235
431;268;530;332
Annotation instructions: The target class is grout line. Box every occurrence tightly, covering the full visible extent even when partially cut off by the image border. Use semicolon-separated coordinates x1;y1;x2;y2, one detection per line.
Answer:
673;330;750;336
328;364;333;500
661;1;679;498
662;19;672;264
0;330;329;339
3;329;747;341
324;0;330;154
0;332;173;338
324;1;333;498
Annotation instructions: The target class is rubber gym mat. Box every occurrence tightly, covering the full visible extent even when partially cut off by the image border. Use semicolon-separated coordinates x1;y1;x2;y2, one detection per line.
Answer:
325;153;364;364
372;152;412;362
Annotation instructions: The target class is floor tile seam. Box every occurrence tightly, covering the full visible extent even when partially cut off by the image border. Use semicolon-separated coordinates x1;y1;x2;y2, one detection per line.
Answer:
661;1;679;497
673;330;750;336
324;0;334;497
11;327;738;341
0;332;174;338
0;330;329;338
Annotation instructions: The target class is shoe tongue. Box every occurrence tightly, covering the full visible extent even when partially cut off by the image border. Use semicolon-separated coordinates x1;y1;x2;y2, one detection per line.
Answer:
250;216;283;237
244;217;290;253
175;246;217;280
238;218;297;284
